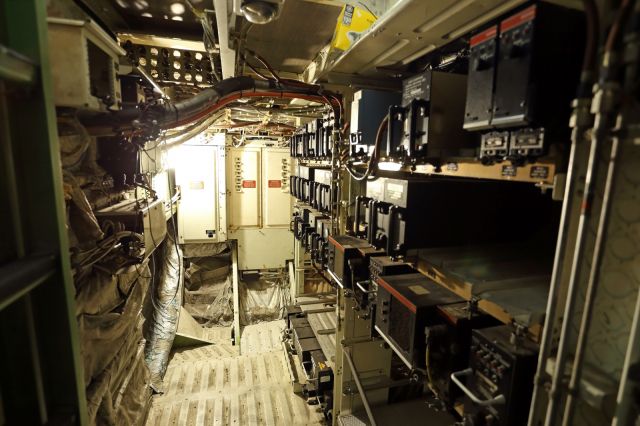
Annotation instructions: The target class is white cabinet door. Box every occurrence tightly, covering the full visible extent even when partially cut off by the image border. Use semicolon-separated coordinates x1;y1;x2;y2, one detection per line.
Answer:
262;148;292;228
226;147;261;229
175;145;220;242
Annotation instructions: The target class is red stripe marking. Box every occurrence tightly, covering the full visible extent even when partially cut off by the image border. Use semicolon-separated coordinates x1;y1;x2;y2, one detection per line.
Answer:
377;277;417;314
328;235;345;253
470;26;497;47
500;5;536;32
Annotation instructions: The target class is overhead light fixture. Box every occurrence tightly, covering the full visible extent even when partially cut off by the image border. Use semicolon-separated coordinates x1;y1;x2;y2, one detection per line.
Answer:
377;161;403;172
240;0;284;24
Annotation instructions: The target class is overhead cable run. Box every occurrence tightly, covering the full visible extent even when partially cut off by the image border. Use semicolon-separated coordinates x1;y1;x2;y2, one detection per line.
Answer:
77;76;342;140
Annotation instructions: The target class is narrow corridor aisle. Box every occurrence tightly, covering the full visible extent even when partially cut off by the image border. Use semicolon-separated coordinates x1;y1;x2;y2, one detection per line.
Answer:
146;321;325;425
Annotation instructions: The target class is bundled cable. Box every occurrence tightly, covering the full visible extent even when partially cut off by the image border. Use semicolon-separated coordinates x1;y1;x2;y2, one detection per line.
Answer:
78;76;342;137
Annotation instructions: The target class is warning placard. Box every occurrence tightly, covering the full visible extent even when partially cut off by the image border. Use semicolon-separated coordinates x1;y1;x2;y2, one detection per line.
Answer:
268;180;282;188
242;180;257;188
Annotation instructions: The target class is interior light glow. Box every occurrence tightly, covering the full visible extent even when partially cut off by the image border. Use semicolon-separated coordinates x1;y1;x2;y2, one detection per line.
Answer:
377;161;403;171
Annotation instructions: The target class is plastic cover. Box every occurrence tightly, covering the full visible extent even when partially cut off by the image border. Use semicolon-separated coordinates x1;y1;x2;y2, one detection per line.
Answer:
239;271;292;325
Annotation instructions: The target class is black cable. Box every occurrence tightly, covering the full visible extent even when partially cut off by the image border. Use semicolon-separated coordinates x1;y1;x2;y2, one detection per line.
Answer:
345;115;388;181
168;169;182;305
606;0;633;52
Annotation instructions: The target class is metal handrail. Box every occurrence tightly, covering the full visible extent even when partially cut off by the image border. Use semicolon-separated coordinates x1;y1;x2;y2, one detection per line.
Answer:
450;368;506;407
0;255;56;311
0;44;36;84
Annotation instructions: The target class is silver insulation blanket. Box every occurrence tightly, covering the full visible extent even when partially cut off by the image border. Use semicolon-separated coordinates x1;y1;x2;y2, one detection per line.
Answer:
77;262;152;425
77;263;150;387
144;230;184;391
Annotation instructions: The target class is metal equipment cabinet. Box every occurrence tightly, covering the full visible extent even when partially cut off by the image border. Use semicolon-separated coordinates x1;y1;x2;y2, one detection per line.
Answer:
0;0;88;423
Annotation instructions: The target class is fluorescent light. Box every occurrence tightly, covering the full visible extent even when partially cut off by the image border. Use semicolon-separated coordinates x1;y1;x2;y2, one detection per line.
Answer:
377;161;402;171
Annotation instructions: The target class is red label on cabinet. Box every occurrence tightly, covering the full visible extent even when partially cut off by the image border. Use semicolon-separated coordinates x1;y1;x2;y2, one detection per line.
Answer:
500;5;536;32
470;26;497;47
242;180;257;188
268;180;282;188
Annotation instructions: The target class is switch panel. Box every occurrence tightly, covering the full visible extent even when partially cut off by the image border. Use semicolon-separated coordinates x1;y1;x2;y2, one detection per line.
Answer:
464;25;498;130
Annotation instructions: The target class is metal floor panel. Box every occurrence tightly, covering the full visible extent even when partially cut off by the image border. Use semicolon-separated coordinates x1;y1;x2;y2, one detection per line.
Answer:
240;320;286;355
147;321;324;426
304;310;337;369
300;303;337;370
169;326;238;366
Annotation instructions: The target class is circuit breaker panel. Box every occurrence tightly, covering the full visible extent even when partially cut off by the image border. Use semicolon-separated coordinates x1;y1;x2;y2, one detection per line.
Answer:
226;145;293;270
262;149;292;228
227;146;262;229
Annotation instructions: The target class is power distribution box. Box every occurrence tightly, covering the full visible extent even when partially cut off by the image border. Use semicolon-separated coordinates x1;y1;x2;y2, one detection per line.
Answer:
174;143;227;243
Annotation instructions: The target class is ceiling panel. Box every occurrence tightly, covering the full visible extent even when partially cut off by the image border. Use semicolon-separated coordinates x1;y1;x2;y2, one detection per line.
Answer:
245;1;341;74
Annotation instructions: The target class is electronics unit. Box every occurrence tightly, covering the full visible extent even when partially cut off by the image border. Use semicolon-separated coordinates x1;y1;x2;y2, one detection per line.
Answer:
508;127;545;160
350;89;402;157
293;326;322;366
386;70;474;162
293;205;312;241
303;121;316;157
360;256;414;334
369;200;393;250
354;195;372;239
464;25;498;130
354;178;386;240
368;256;414;283
312;218;332;267
425;303;500;406
290;175;300;199
48;18;125;110
304;210;329;251
454;325;538;426
285;305;304;329
321;111;334;159
347;245;387;308
368;178;475;255
298;166;314;202
95;198;166;258
327;235;372;289
369;178;557;258
311;169;332;213
308;350;333;393
290;131;305;158
463;4;584;163
375;273;463;368
316;118;327;158
289;118;333;159
305;350;334;421
491;4;583;129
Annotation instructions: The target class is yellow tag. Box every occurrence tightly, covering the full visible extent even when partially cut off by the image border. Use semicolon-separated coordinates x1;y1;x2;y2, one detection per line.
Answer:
408;285;429;295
